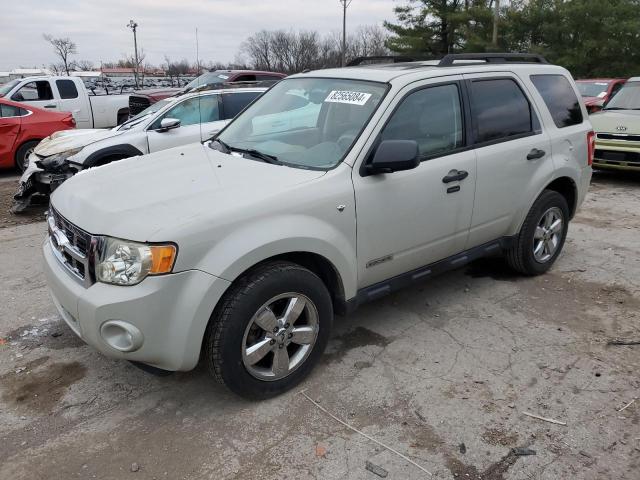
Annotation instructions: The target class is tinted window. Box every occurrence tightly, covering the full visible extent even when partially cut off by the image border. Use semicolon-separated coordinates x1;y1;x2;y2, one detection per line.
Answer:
531;75;583;128
470;79;536;143
381;83;464;158
153;95;220;128
56;79;79;99
604;81;640;110
0;103;25;117
256;74;281;81
233;74;257;82
11;81;54;101
221;91;261;119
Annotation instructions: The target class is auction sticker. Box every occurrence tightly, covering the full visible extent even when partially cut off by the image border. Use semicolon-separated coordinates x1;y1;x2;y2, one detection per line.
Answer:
325;90;372;106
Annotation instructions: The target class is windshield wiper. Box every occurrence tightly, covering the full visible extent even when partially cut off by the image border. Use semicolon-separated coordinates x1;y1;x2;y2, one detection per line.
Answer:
211;140;281;165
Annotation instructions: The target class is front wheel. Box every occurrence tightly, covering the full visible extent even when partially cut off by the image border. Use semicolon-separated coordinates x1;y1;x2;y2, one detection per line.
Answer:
203;261;333;399
506;190;570;275
15;140;40;172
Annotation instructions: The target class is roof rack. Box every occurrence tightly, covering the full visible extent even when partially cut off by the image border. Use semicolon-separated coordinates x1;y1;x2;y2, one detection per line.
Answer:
438;53;548;66
347;55;417;67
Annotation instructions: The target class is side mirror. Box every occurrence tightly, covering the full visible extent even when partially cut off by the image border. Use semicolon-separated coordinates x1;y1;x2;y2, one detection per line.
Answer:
157;118;181;132
365;139;420;175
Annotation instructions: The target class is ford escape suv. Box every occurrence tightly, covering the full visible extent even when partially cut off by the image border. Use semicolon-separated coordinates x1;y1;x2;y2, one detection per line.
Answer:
42;53;593;399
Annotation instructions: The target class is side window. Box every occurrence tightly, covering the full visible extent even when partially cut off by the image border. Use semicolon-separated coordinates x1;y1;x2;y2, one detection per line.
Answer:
152;95;220;129
0;104;24;117
470;78;537;143
530;75;583;128
610;82;623;99
11;81;54;102
256;74;281;82
221;91;261;119
380;83;464;158
56;79;79;99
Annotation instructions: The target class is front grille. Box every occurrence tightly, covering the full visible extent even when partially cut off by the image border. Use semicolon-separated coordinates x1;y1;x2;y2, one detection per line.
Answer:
597;133;640;142
128;95;151;116
48;209;95;287
594;149;640;166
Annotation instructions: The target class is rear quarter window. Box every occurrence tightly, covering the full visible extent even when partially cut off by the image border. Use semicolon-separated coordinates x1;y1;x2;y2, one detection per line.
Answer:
530;75;583;128
56;79;79;99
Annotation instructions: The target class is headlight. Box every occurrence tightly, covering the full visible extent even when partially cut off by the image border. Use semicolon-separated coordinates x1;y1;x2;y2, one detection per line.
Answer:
96;237;177;286
38;148;84;169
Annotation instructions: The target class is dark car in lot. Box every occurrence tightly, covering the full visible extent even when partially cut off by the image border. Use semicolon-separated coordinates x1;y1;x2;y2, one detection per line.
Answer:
128;70;286;116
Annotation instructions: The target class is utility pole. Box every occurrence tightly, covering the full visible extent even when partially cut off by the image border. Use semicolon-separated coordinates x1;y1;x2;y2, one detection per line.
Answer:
339;0;352;67
127;19;140;88
492;0;500;47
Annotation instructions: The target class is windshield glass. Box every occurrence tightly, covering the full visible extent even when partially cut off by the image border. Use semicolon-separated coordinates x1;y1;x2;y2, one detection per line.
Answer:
184;71;229;91
216;77;387;169
576;81;610;98
117;99;173;130
0;79;21;97
605;82;640;110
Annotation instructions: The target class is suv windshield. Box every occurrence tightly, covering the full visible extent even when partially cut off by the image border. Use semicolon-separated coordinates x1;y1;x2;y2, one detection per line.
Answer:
215;77;387;170
604;82;640;110
117;98;172;130
576;81;610;98
0;79;21;97
183;71;229;91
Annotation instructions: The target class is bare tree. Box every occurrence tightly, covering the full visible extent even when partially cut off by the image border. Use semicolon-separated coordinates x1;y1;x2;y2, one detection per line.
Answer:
43;34;77;75
76;59;95;71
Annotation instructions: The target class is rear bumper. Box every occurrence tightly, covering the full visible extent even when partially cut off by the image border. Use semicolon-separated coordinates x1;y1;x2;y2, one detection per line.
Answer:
43;238;231;371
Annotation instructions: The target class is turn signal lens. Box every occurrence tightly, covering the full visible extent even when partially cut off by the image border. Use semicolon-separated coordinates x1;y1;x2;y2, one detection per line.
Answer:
150;245;177;274
587;130;595;166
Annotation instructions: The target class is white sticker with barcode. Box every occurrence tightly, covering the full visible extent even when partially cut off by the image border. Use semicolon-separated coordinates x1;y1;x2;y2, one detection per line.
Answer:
324;90;372;106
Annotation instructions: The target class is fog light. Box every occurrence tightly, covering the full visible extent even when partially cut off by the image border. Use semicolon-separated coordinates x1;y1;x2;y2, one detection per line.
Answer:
100;320;143;352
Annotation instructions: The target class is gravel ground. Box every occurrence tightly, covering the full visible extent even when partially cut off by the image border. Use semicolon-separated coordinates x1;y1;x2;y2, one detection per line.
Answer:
0;170;638;480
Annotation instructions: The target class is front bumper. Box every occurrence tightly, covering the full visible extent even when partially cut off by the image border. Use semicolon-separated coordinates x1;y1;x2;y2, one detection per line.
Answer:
43;238;231;371
594;138;640;172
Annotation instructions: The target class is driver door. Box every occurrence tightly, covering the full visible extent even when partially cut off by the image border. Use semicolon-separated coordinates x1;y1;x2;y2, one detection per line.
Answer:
352;76;477;288
146;94;225;152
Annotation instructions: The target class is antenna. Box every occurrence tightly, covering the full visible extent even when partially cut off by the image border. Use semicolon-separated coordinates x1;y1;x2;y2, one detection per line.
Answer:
196;27;203;144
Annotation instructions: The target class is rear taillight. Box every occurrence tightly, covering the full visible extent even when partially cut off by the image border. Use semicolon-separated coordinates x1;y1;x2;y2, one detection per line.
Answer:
67;116;76;127
587;130;595;166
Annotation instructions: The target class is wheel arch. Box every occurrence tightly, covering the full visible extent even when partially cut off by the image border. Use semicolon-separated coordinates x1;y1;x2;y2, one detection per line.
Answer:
83;144;143;167
544;176;578;219
14;138;42;169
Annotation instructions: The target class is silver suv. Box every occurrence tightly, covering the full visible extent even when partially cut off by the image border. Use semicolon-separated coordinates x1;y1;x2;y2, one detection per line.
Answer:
43;54;593;398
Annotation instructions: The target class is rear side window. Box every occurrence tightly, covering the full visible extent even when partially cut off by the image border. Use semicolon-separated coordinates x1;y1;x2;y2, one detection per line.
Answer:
0;104;25;117
56;79;79;99
222;91;261;119
470;78;537;144
530;75;583;128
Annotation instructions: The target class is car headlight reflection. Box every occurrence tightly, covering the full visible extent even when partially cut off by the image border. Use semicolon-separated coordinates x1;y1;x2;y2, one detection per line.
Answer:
96;237;177;286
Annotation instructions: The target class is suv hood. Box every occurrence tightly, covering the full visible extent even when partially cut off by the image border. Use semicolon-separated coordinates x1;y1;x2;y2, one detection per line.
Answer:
51;143;325;241
590;110;640;133
34;128;124;157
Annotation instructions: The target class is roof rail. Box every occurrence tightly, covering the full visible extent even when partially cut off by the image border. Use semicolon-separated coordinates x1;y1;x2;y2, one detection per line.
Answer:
438;53;548;66
347;55;418;67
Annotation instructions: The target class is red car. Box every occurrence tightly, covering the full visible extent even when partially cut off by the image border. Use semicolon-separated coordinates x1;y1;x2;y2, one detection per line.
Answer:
576;78;627;114
0;97;75;171
128;70;286;116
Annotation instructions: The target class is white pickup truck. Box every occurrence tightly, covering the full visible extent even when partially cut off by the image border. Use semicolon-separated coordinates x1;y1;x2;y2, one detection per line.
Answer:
0;76;129;129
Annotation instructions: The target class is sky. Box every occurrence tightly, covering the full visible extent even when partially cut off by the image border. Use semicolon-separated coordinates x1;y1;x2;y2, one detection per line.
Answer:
0;0;398;71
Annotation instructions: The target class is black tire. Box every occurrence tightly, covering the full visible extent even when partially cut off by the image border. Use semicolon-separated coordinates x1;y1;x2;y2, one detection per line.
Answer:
203;261;333;399
15;140;40;172
506;190;570;276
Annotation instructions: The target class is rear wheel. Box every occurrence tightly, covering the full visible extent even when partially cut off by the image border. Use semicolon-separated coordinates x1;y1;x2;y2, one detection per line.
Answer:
15;140;40;172
203;261;333;399
506;190;569;275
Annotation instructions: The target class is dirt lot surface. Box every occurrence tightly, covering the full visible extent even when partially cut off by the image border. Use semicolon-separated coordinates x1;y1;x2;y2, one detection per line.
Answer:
0;171;638;479
0;173;47;228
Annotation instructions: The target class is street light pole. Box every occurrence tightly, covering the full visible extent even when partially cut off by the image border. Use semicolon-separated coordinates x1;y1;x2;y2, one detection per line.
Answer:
127;19;139;88
492;0;500;47
340;0;352;67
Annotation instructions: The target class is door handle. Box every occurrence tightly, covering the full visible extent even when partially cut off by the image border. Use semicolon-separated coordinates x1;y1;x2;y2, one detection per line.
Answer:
43;104;57;109
442;169;469;184
527;148;546;160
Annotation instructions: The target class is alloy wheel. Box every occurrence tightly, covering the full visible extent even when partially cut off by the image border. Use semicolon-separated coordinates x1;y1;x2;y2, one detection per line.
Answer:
533;206;564;263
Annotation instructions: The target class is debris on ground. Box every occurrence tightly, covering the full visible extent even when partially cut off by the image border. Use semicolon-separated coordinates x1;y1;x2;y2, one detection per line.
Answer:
617;398;637;412
459;442;467;454
512;447;537;456
365;461;388;478
607;339;640;346
315;444;327;458
522;411;567;426
130;462;139;473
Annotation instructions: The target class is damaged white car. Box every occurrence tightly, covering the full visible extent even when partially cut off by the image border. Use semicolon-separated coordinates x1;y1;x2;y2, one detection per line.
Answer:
12;87;265;212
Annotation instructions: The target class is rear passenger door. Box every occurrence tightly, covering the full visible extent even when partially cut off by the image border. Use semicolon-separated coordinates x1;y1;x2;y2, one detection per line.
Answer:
464;73;553;249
